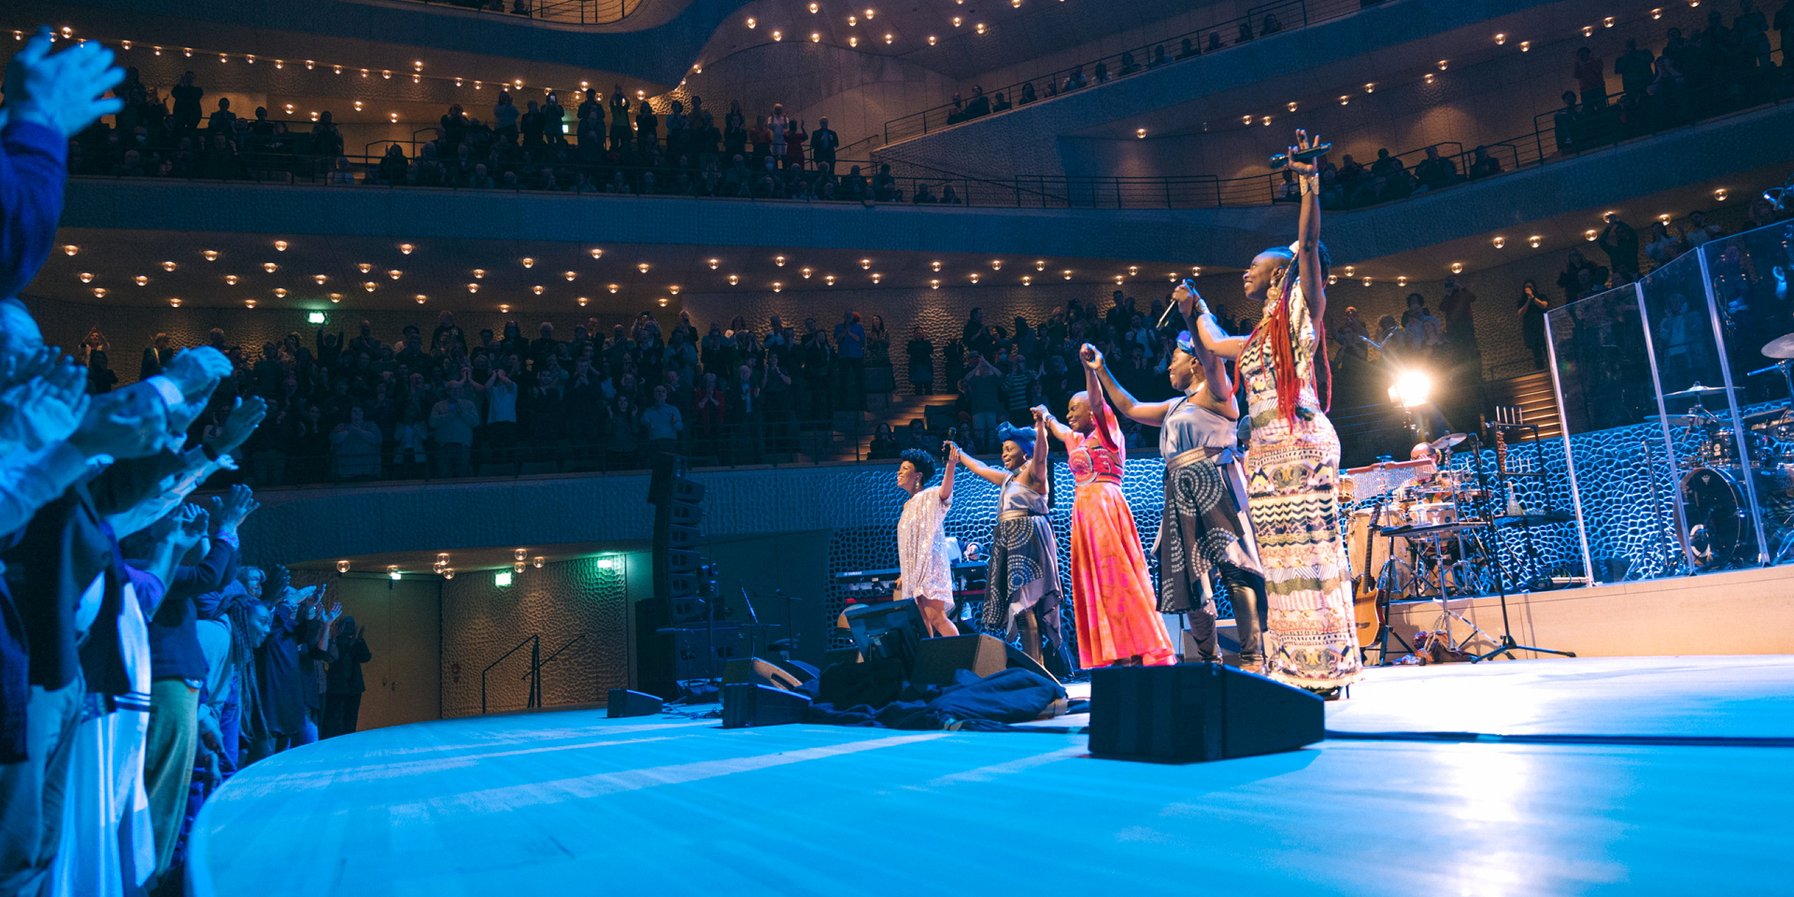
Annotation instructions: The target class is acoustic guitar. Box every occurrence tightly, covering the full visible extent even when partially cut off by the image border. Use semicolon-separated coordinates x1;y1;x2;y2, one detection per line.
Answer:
1351;501;1387;648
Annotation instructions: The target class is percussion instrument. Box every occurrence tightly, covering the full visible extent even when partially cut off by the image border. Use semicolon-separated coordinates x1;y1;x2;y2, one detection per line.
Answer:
1761;332;1794;360
1679;466;1766;569
1661;383;1742;403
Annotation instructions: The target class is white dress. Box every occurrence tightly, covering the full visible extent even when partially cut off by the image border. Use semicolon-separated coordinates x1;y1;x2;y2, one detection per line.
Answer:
896;490;955;610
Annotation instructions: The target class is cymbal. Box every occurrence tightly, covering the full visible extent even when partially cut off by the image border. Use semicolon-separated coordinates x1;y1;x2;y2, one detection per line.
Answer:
1763;333;1794;360
1429;432;1468;451
1743;406;1791;425
1641;412;1724;427
1661;383;1742;402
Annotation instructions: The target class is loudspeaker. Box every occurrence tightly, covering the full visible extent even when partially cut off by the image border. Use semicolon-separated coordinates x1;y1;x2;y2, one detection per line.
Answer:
1089;663;1324;763
606;689;664;719
721;683;813;729
820;647;863;671
723;657;806;691
1002;643;1059;687
912;634;1008;688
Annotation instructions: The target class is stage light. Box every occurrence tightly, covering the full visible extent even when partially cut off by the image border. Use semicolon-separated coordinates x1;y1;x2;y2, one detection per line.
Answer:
1390;369;1434;408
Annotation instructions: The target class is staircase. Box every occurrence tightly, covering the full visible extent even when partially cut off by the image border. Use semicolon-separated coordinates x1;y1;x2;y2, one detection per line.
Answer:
1487;370;1562;440
835;392;961;462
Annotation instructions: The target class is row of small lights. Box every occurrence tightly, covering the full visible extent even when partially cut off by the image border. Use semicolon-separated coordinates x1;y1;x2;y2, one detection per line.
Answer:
19;26;650;125
335;548;545;582
734;0;1052;54
63;239;1203;307
1133;1;1701;139
1323;196;1728;287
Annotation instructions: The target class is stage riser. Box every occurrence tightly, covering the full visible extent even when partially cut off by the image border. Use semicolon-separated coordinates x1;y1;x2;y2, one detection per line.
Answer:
1384;566;1794;658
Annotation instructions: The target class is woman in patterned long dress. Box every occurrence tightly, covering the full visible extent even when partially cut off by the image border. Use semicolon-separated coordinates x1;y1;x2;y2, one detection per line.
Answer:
894;445;961;638
1192;129;1361;694
1084;287;1266;668
1036;362;1175;669
946;419;1073;677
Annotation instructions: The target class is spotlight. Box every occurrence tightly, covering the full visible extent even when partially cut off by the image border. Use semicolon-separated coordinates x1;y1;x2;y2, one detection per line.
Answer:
1389;369;1435;408
337;560;351;573
388;566;401;581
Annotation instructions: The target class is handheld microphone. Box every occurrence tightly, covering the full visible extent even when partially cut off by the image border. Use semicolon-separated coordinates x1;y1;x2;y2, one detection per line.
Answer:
1269;142;1332;170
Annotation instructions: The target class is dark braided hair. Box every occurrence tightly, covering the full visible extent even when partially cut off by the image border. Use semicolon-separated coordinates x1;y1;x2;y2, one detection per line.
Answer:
899;447;937;484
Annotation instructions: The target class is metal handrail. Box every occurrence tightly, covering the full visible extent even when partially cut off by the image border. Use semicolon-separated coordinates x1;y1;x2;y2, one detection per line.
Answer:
481;633;540;713
521;631;588;681
376;0;642;26
882;0;1345;145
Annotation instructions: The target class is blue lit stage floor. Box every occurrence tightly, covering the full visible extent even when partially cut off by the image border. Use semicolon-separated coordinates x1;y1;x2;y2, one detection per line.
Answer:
189;657;1794;896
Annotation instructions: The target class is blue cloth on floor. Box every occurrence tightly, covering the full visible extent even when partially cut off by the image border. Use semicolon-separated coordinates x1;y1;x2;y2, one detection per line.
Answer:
805;667;1065;730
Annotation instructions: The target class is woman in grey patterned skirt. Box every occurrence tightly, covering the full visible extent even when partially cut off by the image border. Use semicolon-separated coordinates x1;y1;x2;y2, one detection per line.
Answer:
945;416;1073;677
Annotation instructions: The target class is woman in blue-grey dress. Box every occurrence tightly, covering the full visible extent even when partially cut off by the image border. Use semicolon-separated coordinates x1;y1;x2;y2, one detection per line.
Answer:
946;417;1073;677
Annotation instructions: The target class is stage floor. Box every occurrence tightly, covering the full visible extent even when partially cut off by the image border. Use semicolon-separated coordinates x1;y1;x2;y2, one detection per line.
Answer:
189;656;1794;896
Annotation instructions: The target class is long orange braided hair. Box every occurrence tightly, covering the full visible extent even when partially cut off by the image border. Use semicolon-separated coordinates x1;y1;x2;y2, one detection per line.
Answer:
1239;251;1330;428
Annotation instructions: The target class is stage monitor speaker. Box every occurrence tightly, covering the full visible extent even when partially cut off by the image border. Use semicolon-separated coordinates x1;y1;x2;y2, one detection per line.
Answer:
1088;663;1323;763
820;647;863;672
912;634;1008;688
606;689;664;719
1002;643;1059;687
723;657;806;691
721;683;813;729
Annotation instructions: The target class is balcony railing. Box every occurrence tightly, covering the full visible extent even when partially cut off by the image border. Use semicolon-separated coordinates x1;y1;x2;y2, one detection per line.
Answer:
881;0;1363;145
379;0;642;26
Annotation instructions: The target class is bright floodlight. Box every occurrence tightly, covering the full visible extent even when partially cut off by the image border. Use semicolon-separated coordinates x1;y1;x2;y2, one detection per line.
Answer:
1389;369;1435;408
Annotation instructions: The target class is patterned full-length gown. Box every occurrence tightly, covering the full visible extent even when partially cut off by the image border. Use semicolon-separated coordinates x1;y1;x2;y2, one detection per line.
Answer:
1238;284;1363;689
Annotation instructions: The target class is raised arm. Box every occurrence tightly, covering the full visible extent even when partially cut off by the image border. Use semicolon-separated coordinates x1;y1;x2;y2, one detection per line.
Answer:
1080;346;1111;431
1287;128;1326;322
938;441;959;503
1032;404;1074;446
1027;408;1051;488
1192;299;1249;358
946;440;1008;486
1084;343;1172;426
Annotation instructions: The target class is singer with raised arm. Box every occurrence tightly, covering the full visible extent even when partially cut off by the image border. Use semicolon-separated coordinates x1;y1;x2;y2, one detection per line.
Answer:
1190;129;1361;696
1087;282;1267;669
945;417;1072;677
1034;357;1174;669
894;445;960;638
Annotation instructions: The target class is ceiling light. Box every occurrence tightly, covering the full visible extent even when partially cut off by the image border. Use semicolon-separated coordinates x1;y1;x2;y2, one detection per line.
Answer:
223;274;239;286
728;274;740;285
870;273;882;283
520;257;535;268
499;303;512;313
274;240;288;252
969;272;980;283
928;35;937;45
1339;95;1350;106
1362;277;1373;287
930;260;943;271
1437;59;1449;71
357;262;373;274
415;294;427;304
1127;265;1139;275
1286;101;1298;112
929;279;941;290
974;23;986;34
244;298;257;308
1713;187;1729;201
808;1;819;11
467;283;479;293
771;30;782;41
1136;128;1147;138
273;288;288;298
1651;7;1664;19
771;281;784;292
774;255;787;266
329;292;343;303
990;259;1003;271
564;270;577;281
134;275;149;286
1449;262;1464;274
859;258;872;269
800;267;813;279
78;272;94;283
577;296;589;306
472;268;486;279
1528;234;1543;248
810;32;820;42
590;248;604;259
1396;276;1409;287
1021;275;1032;285
669;285;682;295
824;274;837;285
92;287;108;298
201;249;219;261
1494;32;1507;45
61;244;78;257
1328;275;1339;285
1062;269;1072;279
169;297;182;307
361;281;377;292
532;285;545;295
1344;266;1356;277
884;32;894;43
399;243;415;255
1242;115;1254;125
745;16;757;28
160;260;176;272
263;262;279;273
848;36;859;46
1584;228;1599;241
336;560;351;574
607;283;620;293
637;262;651;273
1519;40;1531;52
1492;236;1507;249
387;269;402;280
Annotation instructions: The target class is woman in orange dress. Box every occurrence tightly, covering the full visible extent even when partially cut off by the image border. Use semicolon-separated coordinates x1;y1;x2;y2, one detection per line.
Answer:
1035;349;1175;668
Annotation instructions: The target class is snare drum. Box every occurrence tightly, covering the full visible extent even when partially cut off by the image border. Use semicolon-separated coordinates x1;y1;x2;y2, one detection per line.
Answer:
1410;502;1459;527
1338;474;1357;504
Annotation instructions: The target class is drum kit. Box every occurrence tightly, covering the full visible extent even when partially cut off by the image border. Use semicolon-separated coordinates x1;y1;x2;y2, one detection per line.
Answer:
1658;333;1794;569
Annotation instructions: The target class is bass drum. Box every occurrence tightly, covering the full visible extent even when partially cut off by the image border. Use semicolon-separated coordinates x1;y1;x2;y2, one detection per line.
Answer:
1680;467;1762;569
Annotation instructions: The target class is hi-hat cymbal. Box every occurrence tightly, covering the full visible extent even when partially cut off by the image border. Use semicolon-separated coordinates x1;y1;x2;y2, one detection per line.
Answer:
1429;432;1468;451
1661;383;1742;402
1641;411;1728;427
1763;333;1794;360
